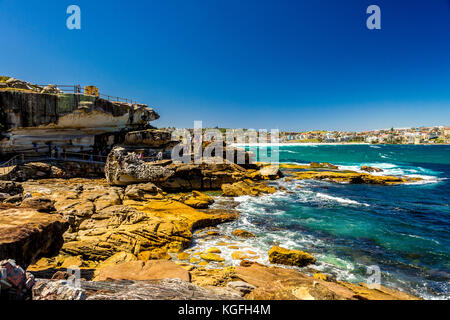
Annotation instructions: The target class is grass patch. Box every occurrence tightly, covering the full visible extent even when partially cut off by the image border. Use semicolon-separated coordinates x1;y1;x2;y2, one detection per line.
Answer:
0;76;11;83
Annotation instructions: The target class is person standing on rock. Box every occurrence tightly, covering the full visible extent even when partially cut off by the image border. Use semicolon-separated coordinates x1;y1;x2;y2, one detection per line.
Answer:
157;151;163;161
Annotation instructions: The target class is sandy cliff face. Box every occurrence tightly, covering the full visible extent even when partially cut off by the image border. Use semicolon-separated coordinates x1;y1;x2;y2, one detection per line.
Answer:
0;90;159;155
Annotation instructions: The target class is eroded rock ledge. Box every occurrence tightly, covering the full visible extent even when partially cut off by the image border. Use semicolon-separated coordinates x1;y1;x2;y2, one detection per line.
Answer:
0;84;159;155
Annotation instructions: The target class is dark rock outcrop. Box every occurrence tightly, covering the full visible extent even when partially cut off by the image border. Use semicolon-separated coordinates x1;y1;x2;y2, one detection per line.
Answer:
2;161;104;182
0;206;69;268
0;181;23;195
105;146;260;190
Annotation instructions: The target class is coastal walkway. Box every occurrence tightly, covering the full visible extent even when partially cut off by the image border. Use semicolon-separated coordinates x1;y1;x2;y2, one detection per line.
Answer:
0;153;107;176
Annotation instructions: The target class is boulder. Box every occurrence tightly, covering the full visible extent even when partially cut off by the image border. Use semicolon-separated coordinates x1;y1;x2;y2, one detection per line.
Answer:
0;207;69;267
259;165;283;179
268;246;316;267
105;146;270;190
3;162;68;182
2;194;22;204
93;260;190;282
232;229;256;238
222;180;277;197
361;166;383;173
182;191;214;209
200;253;225;262
0;259;36;300
309;162;339;169
105;147;175;186
124;183;163;201
0;181;23;196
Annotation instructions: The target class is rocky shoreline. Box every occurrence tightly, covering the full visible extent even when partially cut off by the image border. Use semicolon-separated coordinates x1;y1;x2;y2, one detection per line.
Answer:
0;79;422;300
1;157;421;300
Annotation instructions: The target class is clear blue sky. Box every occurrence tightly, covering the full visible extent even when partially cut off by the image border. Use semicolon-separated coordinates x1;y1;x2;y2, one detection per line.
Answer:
1;0;449;131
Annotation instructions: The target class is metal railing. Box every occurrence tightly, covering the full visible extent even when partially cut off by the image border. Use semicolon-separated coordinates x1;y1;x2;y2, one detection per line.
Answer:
0;155;22;175
0;152;107;176
36;84;139;105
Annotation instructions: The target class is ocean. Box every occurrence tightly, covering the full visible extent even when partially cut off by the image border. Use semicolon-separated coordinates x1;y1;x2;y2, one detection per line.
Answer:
192;144;450;300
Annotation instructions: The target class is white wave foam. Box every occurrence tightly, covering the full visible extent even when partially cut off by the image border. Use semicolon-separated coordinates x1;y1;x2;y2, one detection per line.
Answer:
337;163;442;184
316;193;370;207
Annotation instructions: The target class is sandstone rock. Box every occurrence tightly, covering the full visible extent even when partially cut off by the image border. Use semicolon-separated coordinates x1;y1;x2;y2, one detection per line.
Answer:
0;193;10;201
222;180;277;197
336;281;420;300
105;147;175;186
0;89;159;157
93;260;190;282
124;182;163;201
190;266;236;287
138;249;171;261
96;252;137;270
231;251;248;260
61;197;238;261
20;197;55;213
232;229;256;238
124;129;179;148
105;146;269;190
183;191;214;209
205;247;221;254
291;171;422;185
2;162;67;182
227;281;256;295
177;252;191;260
361;166;384;173
259;165;283;179
309;162;339;169
21;179;238;265
234;262;419;300
236;263;342;300
60;255;84;269
2;194;22;204
0;181;23;196
268;246;316;267
0;207;69;267
314;273;328;281
200;253;225;262
51;271;71;280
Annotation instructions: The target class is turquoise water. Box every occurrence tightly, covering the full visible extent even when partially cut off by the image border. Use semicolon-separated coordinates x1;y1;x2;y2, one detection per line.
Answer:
232;144;450;299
